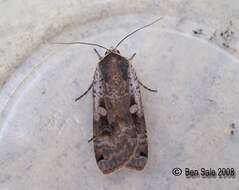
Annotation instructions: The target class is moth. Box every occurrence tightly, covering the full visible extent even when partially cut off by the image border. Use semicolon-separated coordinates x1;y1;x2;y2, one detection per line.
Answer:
56;18;161;174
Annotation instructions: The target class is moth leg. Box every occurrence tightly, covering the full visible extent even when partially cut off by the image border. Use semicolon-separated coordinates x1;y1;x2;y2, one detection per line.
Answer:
88;136;95;143
94;48;103;60
75;82;93;101
139;80;157;93
128;53;136;61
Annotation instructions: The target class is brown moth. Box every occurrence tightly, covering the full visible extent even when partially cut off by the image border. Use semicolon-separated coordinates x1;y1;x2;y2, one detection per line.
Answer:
56;18;161;174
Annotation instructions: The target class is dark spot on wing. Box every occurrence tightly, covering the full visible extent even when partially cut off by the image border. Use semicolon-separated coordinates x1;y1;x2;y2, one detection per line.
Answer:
97;154;104;162
118;60;129;80
139;151;148;158
99;61;110;82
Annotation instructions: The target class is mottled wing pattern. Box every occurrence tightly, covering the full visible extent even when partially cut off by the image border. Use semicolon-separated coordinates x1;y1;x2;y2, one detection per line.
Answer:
92;65;112;172
126;63;148;170
92;60;136;174
92;65;104;122
92;56;148;174
128;63;144;116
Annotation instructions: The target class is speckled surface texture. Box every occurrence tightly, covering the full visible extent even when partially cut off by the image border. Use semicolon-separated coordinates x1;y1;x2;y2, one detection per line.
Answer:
0;1;239;190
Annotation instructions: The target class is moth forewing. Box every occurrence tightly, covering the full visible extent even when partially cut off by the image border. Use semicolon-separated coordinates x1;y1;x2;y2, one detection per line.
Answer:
91;52;148;174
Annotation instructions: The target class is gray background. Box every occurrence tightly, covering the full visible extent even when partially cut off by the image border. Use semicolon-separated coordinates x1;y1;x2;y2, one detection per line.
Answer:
0;1;239;190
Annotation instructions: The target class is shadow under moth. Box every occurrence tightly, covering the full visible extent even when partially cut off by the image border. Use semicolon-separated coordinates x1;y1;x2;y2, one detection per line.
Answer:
56;18;162;174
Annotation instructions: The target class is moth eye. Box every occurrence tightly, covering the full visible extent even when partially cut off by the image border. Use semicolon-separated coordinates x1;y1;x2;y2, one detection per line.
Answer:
116;50;120;53
105;51;108;55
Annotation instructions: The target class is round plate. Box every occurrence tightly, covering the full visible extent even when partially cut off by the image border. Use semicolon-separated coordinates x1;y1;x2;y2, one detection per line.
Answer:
0;13;239;190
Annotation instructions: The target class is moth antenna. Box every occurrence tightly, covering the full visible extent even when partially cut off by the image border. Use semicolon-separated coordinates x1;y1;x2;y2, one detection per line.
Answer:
53;42;110;51
114;17;163;49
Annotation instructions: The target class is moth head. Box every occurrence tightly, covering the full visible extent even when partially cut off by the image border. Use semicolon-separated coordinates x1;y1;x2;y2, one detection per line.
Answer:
113;49;120;54
105;47;120;55
104;47;120;55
